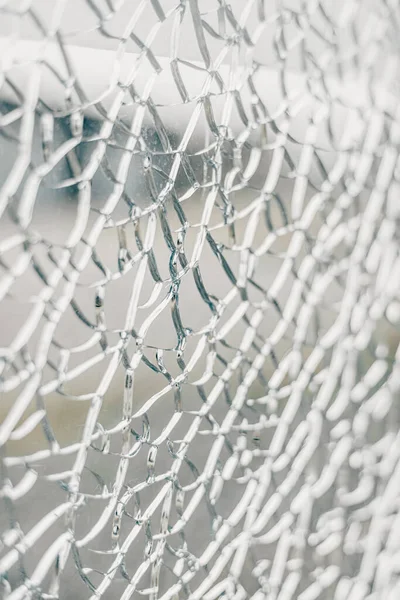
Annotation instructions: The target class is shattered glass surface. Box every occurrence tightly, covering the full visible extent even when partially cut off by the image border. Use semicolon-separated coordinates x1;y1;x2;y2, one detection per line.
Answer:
0;1;400;599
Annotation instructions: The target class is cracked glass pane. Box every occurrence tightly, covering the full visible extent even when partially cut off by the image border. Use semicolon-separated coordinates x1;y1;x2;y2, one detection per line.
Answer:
0;1;400;599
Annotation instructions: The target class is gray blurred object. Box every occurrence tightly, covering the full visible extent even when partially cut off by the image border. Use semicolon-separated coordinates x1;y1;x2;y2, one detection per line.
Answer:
1;2;400;600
